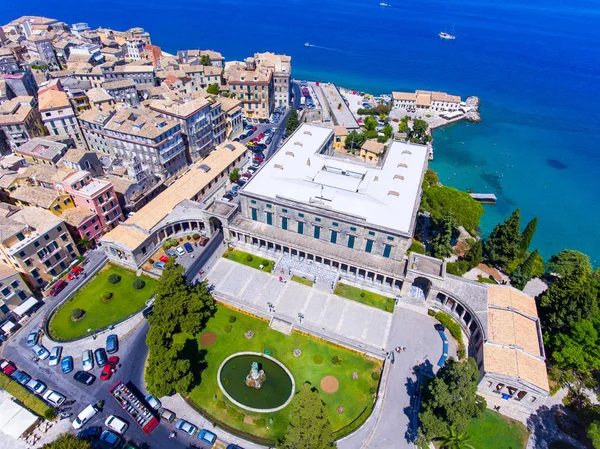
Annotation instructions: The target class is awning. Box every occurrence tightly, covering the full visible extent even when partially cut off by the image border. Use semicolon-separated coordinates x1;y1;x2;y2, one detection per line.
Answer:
0;398;38;438
12;297;38;317
1;321;15;334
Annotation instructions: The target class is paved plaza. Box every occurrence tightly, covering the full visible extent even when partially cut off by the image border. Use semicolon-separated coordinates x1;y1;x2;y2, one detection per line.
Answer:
209;258;393;351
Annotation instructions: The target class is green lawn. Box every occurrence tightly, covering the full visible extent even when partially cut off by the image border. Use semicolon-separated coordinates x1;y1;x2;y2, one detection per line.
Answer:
178;304;381;443
334;283;395;313
291;275;313;287
49;264;157;340
464;409;529;449
222;249;274;273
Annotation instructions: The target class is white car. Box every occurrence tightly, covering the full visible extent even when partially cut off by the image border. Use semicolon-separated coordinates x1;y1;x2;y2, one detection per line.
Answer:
48;346;62;366
31;344;50;360
42;389;65;407
105;415;128;435
25;378;46;394
175;246;186;256
82;350;94;371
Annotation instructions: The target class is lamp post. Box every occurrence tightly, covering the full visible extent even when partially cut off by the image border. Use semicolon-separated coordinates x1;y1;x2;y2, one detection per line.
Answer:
298;312;304;324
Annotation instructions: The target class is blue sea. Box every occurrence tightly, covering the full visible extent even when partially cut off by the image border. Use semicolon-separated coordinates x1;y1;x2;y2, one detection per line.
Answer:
3;0;600;263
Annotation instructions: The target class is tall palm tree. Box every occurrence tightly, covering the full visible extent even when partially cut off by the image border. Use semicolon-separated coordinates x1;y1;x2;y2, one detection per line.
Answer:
439;427;475;449
78;236;93;250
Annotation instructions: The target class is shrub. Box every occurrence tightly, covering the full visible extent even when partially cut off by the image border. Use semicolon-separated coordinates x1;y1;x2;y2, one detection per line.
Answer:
435;311;466;359
237;412;244;422
408;241;426;255
108;274;121;284
254;418;266;427
261;259;270;266
192;233;200;240
71;308;85;321
102;292;113;300
186;235;191;240
132;279;145;290
370;387;377;395
227;247;233;252
162;238;178;250
44;408;56;420
216;400;226;409
246;255;253;262
229;316;237;323
224;324;232;333
385;304;394;313
427;309;436;317
360;291;366;298
371;371;381;381
332;356;342;366
446;260;469;276
314;355;324;364
222;253;229;258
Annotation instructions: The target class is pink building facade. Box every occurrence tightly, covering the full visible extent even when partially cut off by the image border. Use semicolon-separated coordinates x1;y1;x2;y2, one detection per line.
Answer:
57;171;124;234
61;209;104;244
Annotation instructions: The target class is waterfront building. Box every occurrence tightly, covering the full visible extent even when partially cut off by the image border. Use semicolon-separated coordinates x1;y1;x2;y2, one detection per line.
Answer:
104;107;187;182
100;141;248;268
177;49;224;68
126;39;145;60
226;60;274;119
13;137;69;166
38;88;85;147
0;266;33;319
56;170;124;233
392;90;461;112
0;96;46;151
9;185;74;216
71;22;91;35
0;206;79;286
253;52;291;107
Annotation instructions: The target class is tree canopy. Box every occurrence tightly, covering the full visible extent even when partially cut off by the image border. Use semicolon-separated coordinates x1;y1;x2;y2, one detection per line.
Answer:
519;217;538;256
286;109;300;135
206;83;220;95
547;249;592;277
344;130;366;150
419;358;486;441
420;185;483;234
484;209;522;269
510;249;539;290
41;434;92;449
200;54;211;66
430;214;455;260
280;383;337;449
364;115;378;131
551;315;600;374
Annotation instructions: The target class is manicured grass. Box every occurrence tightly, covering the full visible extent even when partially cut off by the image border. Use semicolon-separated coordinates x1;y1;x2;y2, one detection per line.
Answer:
464;409;529;449
291;275;313;287
179;304;381;442
49;264;157;340
334;282;395;313
222;249;274;273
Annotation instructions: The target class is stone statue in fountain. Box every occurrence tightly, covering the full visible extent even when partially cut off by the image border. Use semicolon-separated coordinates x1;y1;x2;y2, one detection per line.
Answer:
245;361;266;389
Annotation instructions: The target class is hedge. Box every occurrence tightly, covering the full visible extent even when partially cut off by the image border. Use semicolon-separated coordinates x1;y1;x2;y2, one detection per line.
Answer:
434;311;466;359
0;373;55;418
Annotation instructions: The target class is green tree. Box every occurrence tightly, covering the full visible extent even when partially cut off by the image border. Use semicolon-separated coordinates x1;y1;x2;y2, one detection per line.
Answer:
420;185;483;234
430;214;454;259
229;168;240;182
77;236;93;250
510;249;538;290
179;280;217;335
547;249;592;277
364;115;378;131
551;316;600;374
206;83;220;95
382;124;393;139
286;109;300;135
412;118;428;137
344;130;366;151
531;253;546;278
588;421;600;449
41;433;92;449
463;239;483;270
419;358;485;440
280;383;337;449
519;217;538;256
422;168;440;188
439;428;475;449
484;209;522;269
200;54;211;66
539;266;599;335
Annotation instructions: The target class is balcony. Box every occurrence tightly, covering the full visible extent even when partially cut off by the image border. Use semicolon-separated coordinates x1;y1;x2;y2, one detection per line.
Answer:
39;244;61;263
43;251;68;273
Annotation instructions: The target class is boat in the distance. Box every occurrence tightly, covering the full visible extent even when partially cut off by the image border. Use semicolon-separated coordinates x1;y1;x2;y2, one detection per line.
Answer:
379;2;391;6
439;31;456;40
304;42;310;47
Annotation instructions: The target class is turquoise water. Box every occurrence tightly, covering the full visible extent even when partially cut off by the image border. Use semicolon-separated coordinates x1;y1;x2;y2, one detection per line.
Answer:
3;0;599;262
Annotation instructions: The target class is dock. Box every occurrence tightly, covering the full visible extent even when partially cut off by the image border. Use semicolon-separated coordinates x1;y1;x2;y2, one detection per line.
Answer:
469;193;497;204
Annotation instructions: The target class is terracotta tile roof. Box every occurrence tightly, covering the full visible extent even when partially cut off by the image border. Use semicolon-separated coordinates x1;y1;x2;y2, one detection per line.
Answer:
392;92;417;101
102;79;135;90
38;89;70;111
105;108;179;139
10;186;60;209
148;97;210;119
483;344;550;392
86;87;113;103
487;285;539;317
61;208;95;227
361;139;385;154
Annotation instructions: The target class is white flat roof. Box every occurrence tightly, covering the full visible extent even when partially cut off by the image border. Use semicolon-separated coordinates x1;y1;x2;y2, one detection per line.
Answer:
243;124;428;233
12;297;37;317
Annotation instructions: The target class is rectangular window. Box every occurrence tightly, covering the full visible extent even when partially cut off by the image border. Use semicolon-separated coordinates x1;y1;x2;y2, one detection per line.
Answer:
266;204;272;209
282;217;288;230
298;213;304;218
16;232;25;241
387;236;394;241
314;226;320;239
251;200;257;204
368;231;375;236
383;244;392;258
347;235;355;249
282;208;288;213
330;230;337;244
251;208;257;221
31;269;39;278
350;226;357;232
298;221;304;235
332;222;338;227
315;217;321;222
266;212;273;225
33;241;39;248
365;239;373;253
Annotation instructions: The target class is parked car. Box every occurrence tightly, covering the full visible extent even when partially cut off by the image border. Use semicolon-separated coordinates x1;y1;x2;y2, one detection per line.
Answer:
100;356;119;381
50;280;67;296
1;359;16;376
236;179;246;187
12;371;31;385
165;249;178;258
175;246;186;256
159;408;176;422
242;172;252;179
26;378;46;394
106;334;119;354
31;344;50;360
231;185;241;193
72;404;99;430
26;330;39;347
73;370;95;386
199;236;209;247
68;266;83;280
77;426;102;439
145;394;161;410
227;445;245;449
61;356;74;374
159;255;169;264
42;389;65;407
175;419;197;437
153;261;166;270
99;430;121;447
198;429;217;445
105;415;128;434
184;242;193;253
247;166;258;173
48;346;62;366
94;348;108;367
81;350;94;372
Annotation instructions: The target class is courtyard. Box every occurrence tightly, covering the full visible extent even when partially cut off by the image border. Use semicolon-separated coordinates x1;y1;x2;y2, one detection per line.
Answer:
48;264;157;340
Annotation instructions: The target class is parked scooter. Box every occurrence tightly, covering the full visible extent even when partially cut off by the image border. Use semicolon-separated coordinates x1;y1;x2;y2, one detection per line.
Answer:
59;412;72;420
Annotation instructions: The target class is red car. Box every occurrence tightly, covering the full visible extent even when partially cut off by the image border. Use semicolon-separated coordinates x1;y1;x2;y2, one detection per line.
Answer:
50;279;67;296
159;255;169;264
0;359;16;376
253;156;264;163
100;356;120;381
199;237;209;247
242;172;252;179
67;266;83;280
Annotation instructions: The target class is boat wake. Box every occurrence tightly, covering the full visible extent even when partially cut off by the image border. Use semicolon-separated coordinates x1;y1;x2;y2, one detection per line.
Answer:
304;43;349;53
